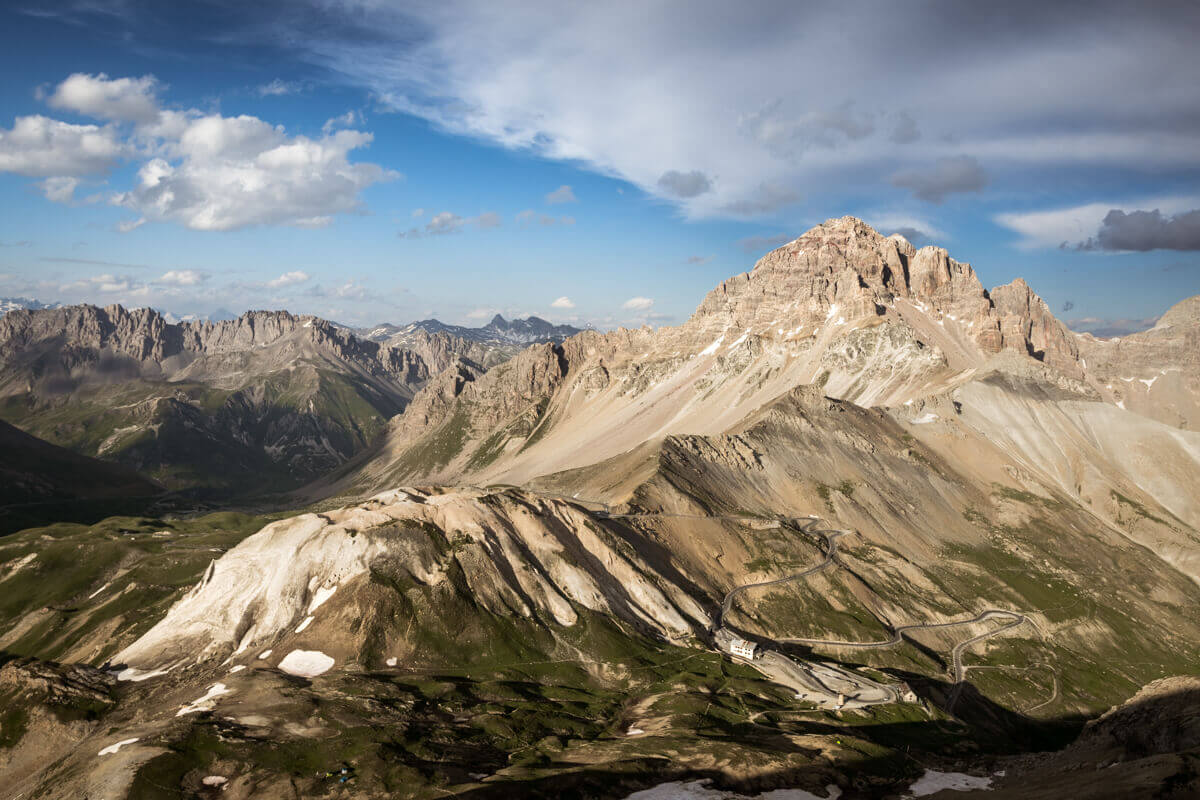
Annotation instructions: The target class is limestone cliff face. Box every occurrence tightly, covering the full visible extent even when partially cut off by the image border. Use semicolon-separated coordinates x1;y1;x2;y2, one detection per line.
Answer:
0;305;432;387
1077;294;1200;429
342;217;1105;492
990;278;1081;376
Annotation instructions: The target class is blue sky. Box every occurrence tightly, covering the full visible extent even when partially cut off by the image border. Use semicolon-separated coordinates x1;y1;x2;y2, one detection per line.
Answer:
1;1;1198;333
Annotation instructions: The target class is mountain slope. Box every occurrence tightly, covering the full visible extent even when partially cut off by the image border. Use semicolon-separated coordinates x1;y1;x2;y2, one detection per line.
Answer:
0;305;444;492
325;218;1196;500
0;419;161;532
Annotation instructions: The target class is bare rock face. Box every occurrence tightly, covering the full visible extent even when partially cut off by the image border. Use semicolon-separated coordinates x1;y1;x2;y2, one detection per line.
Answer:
990;279;1081;376
1077;293;1200;429
338;216;1130;492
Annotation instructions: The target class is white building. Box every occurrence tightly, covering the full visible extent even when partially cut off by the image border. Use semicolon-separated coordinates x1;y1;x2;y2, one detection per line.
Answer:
728;636;757;660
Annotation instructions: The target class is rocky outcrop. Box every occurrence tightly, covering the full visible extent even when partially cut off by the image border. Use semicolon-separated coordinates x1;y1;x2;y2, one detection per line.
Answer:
990;279;1081;376
114;487;709;672
1077;293;1200;429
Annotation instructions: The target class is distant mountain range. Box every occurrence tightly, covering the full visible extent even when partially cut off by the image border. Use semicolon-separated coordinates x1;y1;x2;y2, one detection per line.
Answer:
0;296;59;315
355;313;583;350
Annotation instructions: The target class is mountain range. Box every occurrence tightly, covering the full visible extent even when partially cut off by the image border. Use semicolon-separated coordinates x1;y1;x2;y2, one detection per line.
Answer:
1;218;1198;799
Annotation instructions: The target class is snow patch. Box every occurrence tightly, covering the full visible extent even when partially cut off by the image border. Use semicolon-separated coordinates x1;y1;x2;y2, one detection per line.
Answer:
202;776;228;787
229;665;245;673
176;683;232;716
698;336;724;356
826;304;839;319
623;780;841;799
116;666;170;683
1116;400;1126;410
98;738;139;756
278;649;335;678
907;770;992;796
258;649;273;660
295;615;314;633
626;727;645;736
307;583;337;613
911;413;939;424
1140;376;1158;388
386;657;398;667
88;581;112;600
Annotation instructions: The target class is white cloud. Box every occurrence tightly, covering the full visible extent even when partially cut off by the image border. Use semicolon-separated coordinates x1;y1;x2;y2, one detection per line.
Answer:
292;2;1200;219
0;115;124;177
157;269;208;286
117;217;145;233
400;209;500;237
40;176;80;203
62;273;137;293
545;184;576;204
550;296;574;309
994;196;1200;249
48;73;161;124
322;110;361;134
411;207;424;218
4;73;397;232
622;296;653;310
865;212;947;244
516;209;575;226
115;118;398;231
258;79;300;97
266;270;312;287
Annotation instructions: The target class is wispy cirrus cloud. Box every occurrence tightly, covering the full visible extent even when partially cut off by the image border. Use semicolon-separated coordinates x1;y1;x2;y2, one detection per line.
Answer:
280;1;1200;219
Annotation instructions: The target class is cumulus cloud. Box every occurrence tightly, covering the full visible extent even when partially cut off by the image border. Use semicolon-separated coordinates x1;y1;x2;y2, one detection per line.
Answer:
115;120;397;231
61;273;138;293
622;296;653;310
48;73;161;124
266;270;311;287
657;170;711;199
995;197;1200;249
3;73;397;230
0;115;124;177
736;233;793;253
157;269;208;286
400;210;501;237
545;184;576;204
39;176;80;203
1078;209;1200;252
891;155;988;203
550;296;575;309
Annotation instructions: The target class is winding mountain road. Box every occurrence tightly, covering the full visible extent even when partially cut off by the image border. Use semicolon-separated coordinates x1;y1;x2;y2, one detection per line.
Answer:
534;490;1034;712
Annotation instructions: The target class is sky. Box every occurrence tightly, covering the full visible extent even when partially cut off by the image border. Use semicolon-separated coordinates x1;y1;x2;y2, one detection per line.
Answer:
1;1;1198;334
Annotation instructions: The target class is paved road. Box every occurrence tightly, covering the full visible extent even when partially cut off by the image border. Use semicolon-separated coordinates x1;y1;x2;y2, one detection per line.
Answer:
717;518;845;629
531;490;1033;713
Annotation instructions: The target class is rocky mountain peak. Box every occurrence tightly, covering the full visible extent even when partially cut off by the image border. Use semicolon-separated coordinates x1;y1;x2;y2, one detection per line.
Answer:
1155;294;1200;329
